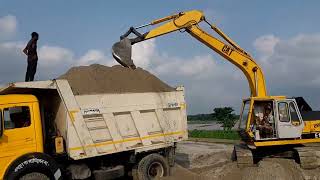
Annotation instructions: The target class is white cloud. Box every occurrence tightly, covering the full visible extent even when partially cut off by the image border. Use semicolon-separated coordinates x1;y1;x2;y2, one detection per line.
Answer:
1;41;24;49
254;33;320;109
0;41;27;84
77;49;113;66
253;34;280;58
0;41;117;81
153;55;216;78
132;39;156;68
38;45;74;67
0;15;17;39
78;50;104;65
131;40;217;79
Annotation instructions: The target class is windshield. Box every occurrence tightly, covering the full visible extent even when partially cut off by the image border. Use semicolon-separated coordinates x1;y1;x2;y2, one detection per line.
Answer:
239;100;250;130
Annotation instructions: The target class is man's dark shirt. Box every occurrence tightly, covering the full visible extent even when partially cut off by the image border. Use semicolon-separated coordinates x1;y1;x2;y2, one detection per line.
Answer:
26;39;38;61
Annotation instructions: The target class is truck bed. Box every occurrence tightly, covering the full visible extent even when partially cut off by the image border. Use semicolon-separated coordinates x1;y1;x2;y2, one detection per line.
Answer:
0;80;188;160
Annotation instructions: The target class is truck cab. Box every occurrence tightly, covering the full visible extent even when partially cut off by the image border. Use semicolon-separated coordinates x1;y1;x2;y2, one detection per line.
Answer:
0;80;187;180
0;95;44;179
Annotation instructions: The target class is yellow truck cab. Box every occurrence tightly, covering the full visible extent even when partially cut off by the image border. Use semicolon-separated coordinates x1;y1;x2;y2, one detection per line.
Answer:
0;95;55;180
0;80;187;180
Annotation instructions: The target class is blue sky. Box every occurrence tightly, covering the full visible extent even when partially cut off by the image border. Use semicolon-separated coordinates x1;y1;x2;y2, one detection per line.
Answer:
2;1;318;56
1;1;320;114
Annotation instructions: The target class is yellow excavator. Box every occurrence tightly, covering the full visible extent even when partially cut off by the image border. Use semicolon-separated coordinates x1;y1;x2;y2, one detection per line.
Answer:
112;10;320;169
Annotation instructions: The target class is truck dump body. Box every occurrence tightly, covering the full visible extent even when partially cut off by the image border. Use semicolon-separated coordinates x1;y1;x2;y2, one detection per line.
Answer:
0;80;187;160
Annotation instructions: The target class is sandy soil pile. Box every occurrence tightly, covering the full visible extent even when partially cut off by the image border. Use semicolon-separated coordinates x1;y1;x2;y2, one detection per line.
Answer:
59;64;175;95
175;142;233;169
241;158;304;180
167;159;317;180
165;141;320;180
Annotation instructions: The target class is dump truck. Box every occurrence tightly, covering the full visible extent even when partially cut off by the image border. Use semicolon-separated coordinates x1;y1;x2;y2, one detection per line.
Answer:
0;80;187;180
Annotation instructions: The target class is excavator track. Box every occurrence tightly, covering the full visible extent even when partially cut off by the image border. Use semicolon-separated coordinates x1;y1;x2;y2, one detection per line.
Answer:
233;144;255;168
295;144;320;169
234;143;320;169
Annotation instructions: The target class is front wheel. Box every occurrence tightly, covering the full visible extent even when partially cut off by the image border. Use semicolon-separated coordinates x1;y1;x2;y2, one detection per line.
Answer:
4;153;62;180
132;153;169;180
19;172;50;180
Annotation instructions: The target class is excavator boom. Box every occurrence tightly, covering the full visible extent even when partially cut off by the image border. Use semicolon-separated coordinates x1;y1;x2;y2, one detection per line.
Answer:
112;10;267;97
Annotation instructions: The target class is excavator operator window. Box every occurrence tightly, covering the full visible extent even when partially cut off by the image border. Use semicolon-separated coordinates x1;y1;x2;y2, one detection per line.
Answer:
239;101;250;129
289;102;300;126
4;106;31;129
278;103;290;122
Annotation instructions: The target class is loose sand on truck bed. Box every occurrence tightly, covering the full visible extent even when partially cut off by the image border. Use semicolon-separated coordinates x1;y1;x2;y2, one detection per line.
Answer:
58;64;175;95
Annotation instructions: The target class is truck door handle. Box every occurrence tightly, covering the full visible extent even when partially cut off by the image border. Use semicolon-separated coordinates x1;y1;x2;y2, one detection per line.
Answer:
25;138;32;142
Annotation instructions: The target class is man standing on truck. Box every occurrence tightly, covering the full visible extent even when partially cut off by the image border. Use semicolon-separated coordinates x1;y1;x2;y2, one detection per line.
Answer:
23;32;39;82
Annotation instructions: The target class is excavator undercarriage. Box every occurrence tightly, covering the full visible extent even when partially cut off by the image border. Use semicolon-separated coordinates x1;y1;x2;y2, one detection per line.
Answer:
233;142;320;169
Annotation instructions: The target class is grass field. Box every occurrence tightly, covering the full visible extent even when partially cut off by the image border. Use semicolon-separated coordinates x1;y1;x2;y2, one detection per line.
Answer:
188;130;240;140
187;120;216;124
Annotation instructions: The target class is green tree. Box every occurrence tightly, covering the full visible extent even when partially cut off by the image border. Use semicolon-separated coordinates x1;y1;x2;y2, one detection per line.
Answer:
212;107;238;130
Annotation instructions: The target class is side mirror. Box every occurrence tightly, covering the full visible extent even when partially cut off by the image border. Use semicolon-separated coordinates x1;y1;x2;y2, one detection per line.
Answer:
0;110;3;137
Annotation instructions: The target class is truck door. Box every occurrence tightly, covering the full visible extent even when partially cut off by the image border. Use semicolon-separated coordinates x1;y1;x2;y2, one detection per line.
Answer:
276;100;304;139
0;104;36;175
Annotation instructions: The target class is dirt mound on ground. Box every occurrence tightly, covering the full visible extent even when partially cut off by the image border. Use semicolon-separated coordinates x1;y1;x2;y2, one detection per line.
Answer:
171;142;319;180
168;159;307;180
242;158;305;180
58;64;175;95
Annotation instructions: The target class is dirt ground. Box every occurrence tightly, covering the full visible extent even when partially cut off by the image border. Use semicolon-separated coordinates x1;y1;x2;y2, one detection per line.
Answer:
162;141;320;180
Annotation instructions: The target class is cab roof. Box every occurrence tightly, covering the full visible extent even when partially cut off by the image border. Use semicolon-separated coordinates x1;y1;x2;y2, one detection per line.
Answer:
243;96;287;101
0;94;38;105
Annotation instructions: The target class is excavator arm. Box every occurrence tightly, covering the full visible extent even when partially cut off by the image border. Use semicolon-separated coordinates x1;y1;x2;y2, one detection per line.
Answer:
112;10;267;97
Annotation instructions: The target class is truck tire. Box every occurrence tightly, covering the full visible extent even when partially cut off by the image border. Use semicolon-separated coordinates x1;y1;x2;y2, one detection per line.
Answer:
132;153;169;180
19;172;50;180
4;153;62;180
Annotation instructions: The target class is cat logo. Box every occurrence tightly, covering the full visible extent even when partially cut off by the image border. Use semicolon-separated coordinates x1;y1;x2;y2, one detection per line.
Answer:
314;123;320;129
222;45;234;56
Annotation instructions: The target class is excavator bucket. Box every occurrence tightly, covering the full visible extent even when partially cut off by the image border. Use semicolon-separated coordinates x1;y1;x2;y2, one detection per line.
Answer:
112;38;136;69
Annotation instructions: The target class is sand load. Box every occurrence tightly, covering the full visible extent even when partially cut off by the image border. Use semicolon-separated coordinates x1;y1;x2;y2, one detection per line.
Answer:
58;64;175;95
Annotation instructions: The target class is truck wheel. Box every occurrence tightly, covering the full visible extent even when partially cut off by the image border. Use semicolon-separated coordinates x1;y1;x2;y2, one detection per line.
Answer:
132;153;169;180
4;153;62;180
19;172;50;180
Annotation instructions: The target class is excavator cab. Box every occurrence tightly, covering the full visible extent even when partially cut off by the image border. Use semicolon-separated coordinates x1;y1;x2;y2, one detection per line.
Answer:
238;97;304;143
